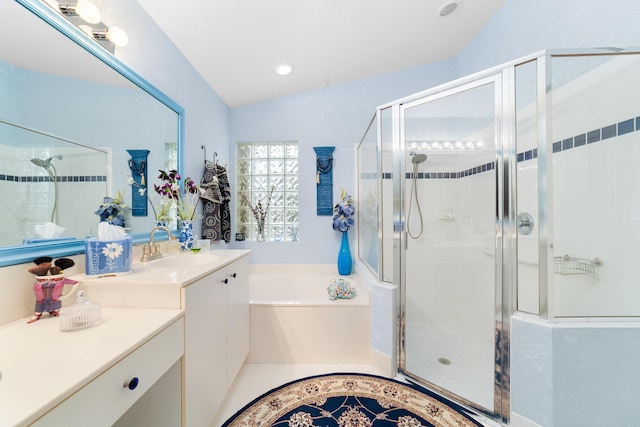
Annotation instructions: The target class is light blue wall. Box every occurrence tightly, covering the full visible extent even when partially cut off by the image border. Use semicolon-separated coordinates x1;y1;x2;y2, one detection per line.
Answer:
229;58;456;263
107;0;230;241
456;0;640;77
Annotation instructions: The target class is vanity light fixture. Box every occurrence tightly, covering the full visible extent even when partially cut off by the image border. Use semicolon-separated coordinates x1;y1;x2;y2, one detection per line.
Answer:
45;0;128;52
92;27;129;47
79;25;128;47
58;1;102;24
275;63;294;76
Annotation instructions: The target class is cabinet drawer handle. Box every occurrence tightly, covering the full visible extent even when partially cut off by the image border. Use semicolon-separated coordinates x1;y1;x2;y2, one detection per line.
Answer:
222;278;229;284
124;377;139;390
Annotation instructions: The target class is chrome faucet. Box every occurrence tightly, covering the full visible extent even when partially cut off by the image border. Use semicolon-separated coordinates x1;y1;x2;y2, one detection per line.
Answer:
140;225;174;262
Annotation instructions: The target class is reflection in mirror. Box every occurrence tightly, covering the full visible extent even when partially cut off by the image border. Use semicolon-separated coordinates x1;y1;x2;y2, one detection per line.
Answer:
0;1;183;266
0;119;107;246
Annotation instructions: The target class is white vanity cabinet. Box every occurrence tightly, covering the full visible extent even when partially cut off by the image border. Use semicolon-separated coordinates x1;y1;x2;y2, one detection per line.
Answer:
226;256;250;388
181;253;250;427
66;249;251;427
32;318;184;427
0;309;184;427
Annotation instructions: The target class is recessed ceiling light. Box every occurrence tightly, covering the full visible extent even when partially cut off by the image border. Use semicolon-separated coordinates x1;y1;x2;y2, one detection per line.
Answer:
437;0;461;17
275;63;294;76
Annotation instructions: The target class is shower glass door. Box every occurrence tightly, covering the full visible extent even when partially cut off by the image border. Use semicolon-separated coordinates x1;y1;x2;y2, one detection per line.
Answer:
399;75;504;416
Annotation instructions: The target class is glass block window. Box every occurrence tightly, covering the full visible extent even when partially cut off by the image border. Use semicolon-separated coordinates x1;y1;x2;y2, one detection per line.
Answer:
237;141;299;241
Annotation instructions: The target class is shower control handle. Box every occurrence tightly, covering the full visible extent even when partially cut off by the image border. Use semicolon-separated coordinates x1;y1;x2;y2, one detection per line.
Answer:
517;212;534;235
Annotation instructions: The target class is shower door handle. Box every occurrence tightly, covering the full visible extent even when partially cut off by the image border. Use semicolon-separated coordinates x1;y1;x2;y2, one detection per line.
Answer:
517;212;534;235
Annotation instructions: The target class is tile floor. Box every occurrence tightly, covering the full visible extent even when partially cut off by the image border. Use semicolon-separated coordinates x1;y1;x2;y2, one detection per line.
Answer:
210;363;385;426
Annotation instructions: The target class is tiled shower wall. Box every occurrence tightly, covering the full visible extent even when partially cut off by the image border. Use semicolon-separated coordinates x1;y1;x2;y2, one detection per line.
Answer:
0;144;106;245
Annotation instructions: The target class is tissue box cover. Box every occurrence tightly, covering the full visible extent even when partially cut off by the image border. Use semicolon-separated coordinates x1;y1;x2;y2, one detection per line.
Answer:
84;236;132;276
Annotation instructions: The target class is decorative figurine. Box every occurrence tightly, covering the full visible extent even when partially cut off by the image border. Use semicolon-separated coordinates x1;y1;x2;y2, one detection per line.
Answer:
27;257;78;324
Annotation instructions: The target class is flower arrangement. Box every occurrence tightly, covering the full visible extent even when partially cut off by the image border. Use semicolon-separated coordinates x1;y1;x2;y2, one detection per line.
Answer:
332;188;355;232
95;191;127;227
240;185;275;239
153;169;203;221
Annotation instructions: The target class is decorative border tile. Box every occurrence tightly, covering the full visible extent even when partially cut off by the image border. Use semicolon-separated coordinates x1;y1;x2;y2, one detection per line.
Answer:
0;175;106;183
553;116;637;153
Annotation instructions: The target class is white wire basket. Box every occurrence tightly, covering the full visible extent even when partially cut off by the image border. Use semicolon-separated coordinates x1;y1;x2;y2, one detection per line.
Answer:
553;255;604;277
60;291;102;332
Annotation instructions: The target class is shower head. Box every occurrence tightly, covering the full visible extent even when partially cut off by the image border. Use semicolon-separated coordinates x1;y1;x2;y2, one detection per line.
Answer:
410;152;427;165
31;155;63;169
30;158;48;168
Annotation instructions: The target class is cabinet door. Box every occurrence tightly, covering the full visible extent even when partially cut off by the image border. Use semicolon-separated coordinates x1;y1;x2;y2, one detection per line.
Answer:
32;318;184;427
183;270;227;427
226;255;250;388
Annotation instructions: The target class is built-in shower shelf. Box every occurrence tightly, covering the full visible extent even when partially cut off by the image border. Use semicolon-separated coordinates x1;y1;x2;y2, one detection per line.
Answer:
554;255;604;277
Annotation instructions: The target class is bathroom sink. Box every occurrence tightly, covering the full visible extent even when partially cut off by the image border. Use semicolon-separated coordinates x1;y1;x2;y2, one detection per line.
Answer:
149;253;220;269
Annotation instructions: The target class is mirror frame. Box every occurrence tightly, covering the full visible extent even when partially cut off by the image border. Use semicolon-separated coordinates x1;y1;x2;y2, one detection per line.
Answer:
0;0;185;267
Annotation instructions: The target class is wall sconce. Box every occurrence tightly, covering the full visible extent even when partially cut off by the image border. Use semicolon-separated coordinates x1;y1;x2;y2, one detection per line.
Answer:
313;146;335;216
126;149;150;217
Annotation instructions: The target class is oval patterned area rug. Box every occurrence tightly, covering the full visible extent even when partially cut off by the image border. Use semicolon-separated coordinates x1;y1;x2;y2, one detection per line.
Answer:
222;372;484;427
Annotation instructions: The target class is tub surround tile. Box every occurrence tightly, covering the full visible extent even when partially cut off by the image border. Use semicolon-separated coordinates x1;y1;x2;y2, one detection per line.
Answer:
512;315;640;426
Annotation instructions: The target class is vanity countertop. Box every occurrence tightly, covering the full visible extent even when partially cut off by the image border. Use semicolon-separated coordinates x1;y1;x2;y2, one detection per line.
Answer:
73;249;250;287
0;308;184;427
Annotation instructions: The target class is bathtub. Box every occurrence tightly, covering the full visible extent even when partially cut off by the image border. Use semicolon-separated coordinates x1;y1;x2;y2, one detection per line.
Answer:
248;264;371;364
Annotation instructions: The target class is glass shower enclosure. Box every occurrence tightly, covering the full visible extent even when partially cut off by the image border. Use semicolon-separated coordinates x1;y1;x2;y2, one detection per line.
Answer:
356;47;640;423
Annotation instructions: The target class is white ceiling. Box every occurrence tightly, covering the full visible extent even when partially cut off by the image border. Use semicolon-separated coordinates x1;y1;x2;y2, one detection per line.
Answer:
136;0;506;107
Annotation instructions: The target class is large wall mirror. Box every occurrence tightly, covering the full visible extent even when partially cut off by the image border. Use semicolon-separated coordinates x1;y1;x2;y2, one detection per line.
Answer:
0;0;184;266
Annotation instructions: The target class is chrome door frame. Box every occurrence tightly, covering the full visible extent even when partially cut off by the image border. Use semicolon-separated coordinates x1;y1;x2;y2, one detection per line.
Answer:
395;71;514;423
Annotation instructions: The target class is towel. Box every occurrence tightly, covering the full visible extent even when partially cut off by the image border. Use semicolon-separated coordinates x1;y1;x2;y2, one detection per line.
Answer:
201;161;232;242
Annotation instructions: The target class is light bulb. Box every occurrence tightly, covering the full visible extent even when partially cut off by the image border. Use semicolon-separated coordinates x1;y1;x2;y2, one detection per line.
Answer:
75;1;101;24
454;141;463;149
106;27;128;47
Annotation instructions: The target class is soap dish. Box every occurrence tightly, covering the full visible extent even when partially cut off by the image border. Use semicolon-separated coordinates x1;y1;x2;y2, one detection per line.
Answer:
60;290;102;332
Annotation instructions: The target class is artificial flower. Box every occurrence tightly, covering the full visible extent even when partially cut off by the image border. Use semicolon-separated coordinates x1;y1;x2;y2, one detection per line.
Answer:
332;188;355;232
95;191;126;227
154;169;203;221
